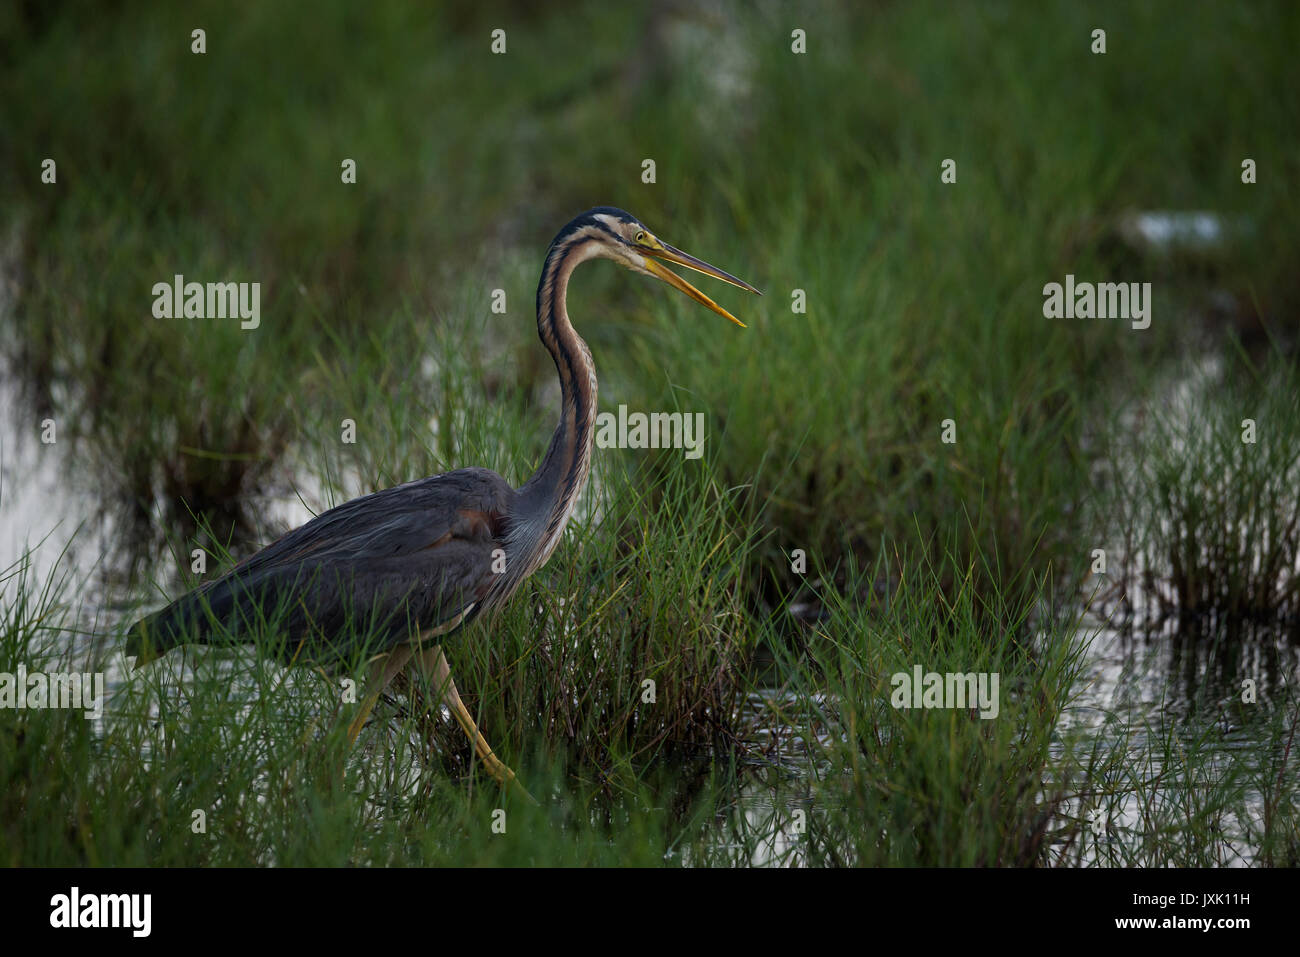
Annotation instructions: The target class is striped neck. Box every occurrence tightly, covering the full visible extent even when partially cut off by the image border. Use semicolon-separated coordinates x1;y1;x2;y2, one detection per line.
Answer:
511;230;602;576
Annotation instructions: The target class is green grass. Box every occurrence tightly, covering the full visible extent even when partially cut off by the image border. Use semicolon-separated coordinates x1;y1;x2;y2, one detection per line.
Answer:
6;0;1296;581
1;0;1298;865
762;540;1086;866
8;525;1291;865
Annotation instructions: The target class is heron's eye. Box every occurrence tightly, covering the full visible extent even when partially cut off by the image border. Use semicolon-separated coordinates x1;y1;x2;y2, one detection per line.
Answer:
634;230;646;243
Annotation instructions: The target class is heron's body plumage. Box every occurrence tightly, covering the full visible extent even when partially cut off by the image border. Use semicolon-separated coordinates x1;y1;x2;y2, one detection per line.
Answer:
126;467;518;665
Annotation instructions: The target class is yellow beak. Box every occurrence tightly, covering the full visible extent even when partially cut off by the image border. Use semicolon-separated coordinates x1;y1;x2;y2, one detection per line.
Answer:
640;239;761;328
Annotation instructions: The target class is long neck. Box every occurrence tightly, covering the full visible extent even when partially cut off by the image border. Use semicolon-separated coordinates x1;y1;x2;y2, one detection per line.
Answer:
513;235;600;570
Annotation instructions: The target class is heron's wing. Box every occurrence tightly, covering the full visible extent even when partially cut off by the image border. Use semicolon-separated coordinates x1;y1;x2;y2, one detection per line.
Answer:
126;468;516;666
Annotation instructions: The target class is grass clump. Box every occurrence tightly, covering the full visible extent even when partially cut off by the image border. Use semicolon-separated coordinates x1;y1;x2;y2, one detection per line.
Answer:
1103;350;1300;634
761;536;1086;866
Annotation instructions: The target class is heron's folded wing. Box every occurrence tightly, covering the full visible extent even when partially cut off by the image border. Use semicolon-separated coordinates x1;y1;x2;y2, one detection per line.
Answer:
127;468;514;665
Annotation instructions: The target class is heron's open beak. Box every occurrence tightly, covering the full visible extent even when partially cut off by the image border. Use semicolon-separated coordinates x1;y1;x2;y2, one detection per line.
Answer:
641;239;761;328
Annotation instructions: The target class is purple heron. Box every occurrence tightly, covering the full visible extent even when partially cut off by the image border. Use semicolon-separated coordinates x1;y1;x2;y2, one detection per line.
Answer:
126;207;758;794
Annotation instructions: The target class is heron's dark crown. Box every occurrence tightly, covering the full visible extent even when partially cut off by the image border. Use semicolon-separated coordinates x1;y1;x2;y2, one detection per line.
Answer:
550;206;640;249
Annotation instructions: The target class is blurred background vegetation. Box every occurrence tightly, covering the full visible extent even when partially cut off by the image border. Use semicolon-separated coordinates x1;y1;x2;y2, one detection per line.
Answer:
1;0;1297;865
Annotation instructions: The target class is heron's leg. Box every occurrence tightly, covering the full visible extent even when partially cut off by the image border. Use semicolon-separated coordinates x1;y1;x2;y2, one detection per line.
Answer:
346;645;414;746
412;644;527;795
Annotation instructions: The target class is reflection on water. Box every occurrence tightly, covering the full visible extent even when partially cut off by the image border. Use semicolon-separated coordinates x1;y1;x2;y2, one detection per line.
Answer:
0;375;115;602
1049;615;1296;866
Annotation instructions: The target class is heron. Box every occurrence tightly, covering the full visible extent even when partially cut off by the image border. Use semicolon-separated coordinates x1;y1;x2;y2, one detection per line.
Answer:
126;206;758;794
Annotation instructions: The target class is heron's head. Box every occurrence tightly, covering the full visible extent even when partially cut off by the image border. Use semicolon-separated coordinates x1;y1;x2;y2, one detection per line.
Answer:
554;207;761;327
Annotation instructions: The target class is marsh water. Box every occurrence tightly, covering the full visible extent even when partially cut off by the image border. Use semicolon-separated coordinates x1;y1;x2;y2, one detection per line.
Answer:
2;362;1293;867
